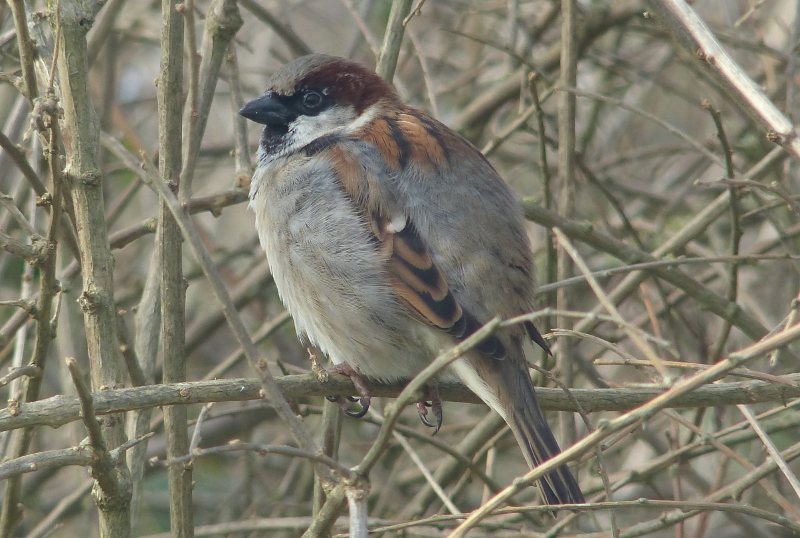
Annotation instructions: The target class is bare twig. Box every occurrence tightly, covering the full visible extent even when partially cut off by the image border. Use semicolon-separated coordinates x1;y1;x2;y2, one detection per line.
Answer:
0;365;42;387
554;227;670;381
154;439;354;478
0;193;41;238
522;201;769;340
180;0;243;200
557;0;579;452
7;0;38;103
738;404;800;501
375;0;413;83
644;0;800;160
238;0;312;57
188;403;212;454
449;323;800;536
226;44;251;185
66;358;126;500
157;0;193;531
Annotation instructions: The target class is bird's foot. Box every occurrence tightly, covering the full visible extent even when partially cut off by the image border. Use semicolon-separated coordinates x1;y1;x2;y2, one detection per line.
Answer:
416;383;443;435
325;363;371;419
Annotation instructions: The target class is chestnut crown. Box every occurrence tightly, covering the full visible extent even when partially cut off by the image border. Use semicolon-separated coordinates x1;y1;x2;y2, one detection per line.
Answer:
267;54;399;113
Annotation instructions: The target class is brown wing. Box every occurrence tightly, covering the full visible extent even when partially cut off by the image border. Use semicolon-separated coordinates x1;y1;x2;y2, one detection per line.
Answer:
379;215;509;360
322;140;509;359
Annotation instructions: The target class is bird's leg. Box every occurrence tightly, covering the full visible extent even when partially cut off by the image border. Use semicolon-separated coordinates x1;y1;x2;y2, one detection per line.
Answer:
417;382;443;435
326;362;371;419
308;348;329;382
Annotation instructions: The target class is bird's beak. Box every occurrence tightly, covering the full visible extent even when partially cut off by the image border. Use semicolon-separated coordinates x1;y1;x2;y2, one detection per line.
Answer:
239;91;292;126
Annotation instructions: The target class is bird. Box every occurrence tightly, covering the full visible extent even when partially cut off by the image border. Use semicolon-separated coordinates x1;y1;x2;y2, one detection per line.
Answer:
239;53;584;507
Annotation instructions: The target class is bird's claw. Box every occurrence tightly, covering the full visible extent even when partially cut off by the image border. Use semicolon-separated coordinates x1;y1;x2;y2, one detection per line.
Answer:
325;363;371;419
416;384;443;435
326;394;370;418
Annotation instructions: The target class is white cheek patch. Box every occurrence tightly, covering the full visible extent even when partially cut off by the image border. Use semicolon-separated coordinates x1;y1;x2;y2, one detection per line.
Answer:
288;106;357;151
263;103;383;161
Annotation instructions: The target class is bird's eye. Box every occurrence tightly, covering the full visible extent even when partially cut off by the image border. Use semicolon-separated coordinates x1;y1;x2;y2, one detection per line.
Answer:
303;91;323;109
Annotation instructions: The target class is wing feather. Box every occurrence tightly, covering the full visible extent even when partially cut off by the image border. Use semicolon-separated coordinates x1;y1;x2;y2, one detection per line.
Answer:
321;125;524;360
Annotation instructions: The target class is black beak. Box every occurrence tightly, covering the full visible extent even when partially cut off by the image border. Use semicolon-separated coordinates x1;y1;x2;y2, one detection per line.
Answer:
239;92;292;126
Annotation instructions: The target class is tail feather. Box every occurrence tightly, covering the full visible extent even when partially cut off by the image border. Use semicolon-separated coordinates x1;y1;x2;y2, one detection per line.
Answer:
457;347;584;507
510;401;584;505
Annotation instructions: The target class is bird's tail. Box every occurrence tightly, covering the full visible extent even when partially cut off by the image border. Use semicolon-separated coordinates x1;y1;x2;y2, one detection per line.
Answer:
455;352;584;506
505;375;585;505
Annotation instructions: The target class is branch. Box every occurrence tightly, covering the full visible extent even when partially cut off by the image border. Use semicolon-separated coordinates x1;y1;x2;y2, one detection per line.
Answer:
2;372;800;435
449;322;800;535
522;201;769;341
375;0;413;83
644;0;800;160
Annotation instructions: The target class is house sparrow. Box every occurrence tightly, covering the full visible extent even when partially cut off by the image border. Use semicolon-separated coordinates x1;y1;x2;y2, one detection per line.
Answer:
240;54;584;506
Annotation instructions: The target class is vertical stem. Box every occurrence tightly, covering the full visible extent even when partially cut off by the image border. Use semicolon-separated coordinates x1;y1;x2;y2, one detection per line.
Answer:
8;0;38;104
158;0;193;533
128;239;161;530
181;0;243;198
528;75;556;367
375;0;413;83
180;0;199;202
0;115;61;538
49;0;132;535
226;44;251;185
312;399;342;523
705;103;740;364
557;0;577;445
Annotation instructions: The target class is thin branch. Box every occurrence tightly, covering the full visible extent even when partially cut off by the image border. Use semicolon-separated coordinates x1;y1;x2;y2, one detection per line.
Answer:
66;358;125;498
157;0;193;531
49;0;132;533
0;53;64;538
180;0;243;200
7;0;38;104
738;404;800;501
0;230;45;264
0;129;48;200
522;201;769;341
449;322;800;535
367;499;800;536
187;403;212;453
0;193;42;239
226;44;251;185
237;0;312;57
24;480;94;538
554;227;671;381
375;0;413;83
644;0;800;160
557;85;726;169
0;365;42;387
153;439;354;479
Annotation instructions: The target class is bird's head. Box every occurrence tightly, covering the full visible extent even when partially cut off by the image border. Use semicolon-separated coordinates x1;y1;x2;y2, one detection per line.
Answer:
240;54;399;159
